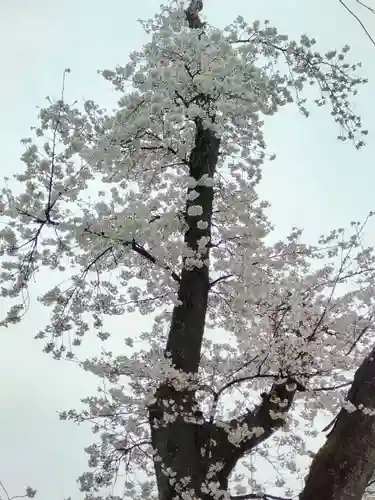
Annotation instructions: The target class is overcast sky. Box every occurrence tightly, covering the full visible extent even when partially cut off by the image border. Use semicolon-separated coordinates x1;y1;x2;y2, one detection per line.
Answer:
1;1;375;499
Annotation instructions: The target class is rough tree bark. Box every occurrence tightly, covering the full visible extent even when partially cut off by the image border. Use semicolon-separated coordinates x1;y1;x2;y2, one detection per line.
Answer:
300;345;375;500
185;0;205;29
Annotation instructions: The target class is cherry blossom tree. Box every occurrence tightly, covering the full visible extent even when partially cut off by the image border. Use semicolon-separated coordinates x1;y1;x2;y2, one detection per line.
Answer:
1;1;375;499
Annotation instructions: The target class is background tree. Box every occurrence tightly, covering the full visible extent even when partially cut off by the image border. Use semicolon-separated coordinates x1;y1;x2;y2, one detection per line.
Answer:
0;0;374;499
300;345;375;500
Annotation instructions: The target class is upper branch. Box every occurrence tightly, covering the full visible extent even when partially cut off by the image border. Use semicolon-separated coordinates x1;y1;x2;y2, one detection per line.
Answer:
231;495;290;500
339;0;375;47
185;0;205;29
83;226;181;284
230;377;303;455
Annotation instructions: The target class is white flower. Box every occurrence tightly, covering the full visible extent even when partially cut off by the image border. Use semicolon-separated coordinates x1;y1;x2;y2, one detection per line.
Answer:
187;205;203;216
197;220;208;229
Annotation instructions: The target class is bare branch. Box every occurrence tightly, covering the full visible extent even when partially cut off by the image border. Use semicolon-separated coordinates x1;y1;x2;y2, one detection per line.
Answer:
231;494;291;500
209;274;235;288
0;481;36;500
347;325;370;355
339;0;375;47
356;0;375;14
46;70;69;217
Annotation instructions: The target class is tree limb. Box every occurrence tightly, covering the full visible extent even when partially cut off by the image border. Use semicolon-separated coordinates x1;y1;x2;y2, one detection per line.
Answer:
233;377;302;455
231;494;290;500
207;377;304;483
185;0;205;29
356;0;375;14
338;0;375;47
209;274;235;288
83;226;181;283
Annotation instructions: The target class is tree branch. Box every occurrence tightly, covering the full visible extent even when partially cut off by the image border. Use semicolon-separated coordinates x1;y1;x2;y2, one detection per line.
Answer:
231;377;303;455
209;274;235;288
83;226;181;283
231;494;291;500
338;0;375;47
12;208;182;287
310;381;352;393
356;0;375;14
185;0;205;29
130;238;181;283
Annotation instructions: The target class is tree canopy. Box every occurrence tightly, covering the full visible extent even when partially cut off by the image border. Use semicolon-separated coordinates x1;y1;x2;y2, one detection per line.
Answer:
1;1;374;499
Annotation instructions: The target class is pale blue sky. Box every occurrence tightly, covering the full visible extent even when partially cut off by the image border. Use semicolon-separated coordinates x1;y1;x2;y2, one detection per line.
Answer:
1;1;375;499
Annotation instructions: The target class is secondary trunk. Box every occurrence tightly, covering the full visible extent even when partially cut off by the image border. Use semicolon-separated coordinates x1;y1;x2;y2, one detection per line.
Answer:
300;346;375;500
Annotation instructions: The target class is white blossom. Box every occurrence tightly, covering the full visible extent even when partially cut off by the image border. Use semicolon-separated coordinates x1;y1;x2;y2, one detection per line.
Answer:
187;205;203;216
0;1;371;499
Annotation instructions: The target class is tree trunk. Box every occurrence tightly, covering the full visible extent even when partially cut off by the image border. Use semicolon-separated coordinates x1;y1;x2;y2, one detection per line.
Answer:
300;346;375;500
148;4;304;499
147;5;220;498
148;114;220;498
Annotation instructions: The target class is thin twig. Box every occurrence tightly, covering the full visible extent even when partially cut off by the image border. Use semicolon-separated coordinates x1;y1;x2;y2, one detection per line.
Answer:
356;0;375;14
339;0;375;47
209;274;235;288
231;493;291;500
311;381;352;392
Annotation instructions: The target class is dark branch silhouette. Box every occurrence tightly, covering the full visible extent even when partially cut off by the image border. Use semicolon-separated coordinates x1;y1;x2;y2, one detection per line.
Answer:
185;0;205;29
